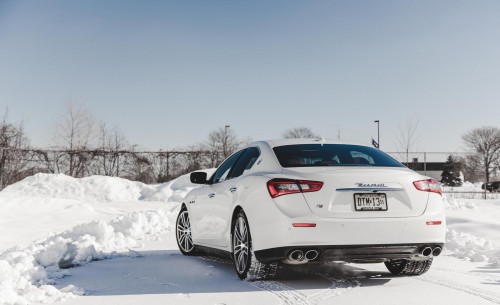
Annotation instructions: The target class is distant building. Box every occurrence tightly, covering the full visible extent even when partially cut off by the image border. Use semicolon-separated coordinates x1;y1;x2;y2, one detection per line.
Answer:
403;159;446;180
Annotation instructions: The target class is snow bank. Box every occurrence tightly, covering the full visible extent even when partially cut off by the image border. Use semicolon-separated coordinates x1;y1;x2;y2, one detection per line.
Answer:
443;195;477;210
1;173;149;203
1;170;215;204
442;181;483;193
0;170;217;304
139;169;215;203
446;229;500;266
444;195;500;266
0;209;174;305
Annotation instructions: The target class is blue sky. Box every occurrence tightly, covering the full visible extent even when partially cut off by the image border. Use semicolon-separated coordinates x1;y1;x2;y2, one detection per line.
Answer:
1;0;499;152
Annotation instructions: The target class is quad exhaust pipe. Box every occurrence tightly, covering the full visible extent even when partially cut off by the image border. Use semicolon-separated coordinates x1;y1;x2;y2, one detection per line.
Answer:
285;249;320;264
421;246;442;257
305;250;319;260
289;250;304;261
432;246;442;256
421;247;432;257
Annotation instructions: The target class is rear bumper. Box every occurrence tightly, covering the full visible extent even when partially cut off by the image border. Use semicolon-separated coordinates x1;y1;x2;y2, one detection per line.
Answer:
249;199;446;252
255;243;445;264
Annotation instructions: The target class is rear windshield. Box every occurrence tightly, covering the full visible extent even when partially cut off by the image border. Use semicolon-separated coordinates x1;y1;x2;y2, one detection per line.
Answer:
273;144;404;168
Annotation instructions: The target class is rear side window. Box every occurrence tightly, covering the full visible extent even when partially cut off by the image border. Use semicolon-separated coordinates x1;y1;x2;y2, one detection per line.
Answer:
210;150;245;183
229;147;260;179
273;144;404;168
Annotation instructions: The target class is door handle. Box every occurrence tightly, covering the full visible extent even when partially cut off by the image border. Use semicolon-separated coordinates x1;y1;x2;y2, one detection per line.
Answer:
208;193;215;199
230;187;237;193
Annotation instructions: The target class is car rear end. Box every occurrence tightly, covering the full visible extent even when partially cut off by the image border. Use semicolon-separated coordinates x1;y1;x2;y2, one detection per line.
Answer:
250;141;446;265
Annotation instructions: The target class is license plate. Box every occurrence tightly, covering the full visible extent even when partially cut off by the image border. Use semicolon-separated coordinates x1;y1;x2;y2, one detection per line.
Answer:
354;193;388;211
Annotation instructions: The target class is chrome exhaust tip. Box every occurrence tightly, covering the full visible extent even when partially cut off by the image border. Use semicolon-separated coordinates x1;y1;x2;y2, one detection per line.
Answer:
432;246;442;257
289;250;304;261
305;250;319;261
422;247;433;257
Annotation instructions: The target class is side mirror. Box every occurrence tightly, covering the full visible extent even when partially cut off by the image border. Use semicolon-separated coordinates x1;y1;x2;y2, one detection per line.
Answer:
190;171;208;184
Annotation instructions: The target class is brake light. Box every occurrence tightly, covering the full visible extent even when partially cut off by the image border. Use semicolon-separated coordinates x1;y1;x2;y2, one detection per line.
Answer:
413;179;442;195
267;179;323;198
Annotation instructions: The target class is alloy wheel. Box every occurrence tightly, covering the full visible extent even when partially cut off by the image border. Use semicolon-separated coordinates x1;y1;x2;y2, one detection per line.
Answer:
233;215;250;274
176;210;194;253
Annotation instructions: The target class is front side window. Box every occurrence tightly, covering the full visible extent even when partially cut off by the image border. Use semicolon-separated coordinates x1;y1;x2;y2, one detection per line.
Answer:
210;150;245;184
273;144;404;168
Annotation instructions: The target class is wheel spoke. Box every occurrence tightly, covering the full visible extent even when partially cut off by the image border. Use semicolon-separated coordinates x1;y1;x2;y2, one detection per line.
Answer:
184;234;190;250
238;251;246;272
235;225;244;242
234;244;242;255
240;220;247;241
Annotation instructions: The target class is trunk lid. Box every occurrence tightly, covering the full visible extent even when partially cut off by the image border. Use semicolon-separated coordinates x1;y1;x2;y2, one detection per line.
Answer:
282;167;429;219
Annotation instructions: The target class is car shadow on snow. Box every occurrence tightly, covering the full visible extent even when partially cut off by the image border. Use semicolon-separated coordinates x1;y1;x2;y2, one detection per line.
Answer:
55;250;394;297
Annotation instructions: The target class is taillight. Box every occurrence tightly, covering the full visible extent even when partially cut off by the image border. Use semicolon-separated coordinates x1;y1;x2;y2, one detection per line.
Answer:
267;179;323;198
413;179;442;195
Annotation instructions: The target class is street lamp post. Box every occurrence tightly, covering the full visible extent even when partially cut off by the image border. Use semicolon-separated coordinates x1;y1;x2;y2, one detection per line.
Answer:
224;125;230;157
374;120;380;149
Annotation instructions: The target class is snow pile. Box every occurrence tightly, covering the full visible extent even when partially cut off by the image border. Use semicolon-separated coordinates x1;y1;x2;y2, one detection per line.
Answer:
1;173;150;203
0;170;215;305
444;195;477;210
0;209;174;305
446;229;500;266
442;181;483;193
0;170;214;203
0;171;213;251
140;168;215;202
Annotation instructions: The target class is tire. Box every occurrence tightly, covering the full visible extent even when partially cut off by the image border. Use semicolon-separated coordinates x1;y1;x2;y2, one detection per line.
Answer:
176;209;197;256
385;257;433;276
232;211;277;281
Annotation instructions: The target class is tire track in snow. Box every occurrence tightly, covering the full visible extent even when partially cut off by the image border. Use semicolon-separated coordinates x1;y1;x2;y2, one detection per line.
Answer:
250;271;359;305
251;281;310;305
199;255;359;305
306;272;360;304
416;276;500;304
434;267;500;283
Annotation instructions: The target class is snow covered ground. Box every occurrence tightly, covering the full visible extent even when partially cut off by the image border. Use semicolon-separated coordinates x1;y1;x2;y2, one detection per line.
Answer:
1;174;499;305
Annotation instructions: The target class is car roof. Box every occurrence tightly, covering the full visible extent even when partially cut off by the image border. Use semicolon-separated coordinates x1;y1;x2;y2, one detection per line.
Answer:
250;138;368;148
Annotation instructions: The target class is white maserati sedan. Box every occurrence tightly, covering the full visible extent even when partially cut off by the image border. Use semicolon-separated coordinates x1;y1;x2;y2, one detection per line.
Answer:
176;139;446;280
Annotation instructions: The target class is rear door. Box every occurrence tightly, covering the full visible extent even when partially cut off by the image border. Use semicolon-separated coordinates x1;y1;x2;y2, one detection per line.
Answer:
211;147;261;247
190;150;244;246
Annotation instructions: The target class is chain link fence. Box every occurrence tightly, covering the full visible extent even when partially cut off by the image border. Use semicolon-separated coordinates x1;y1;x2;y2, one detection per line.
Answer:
0;147;225;190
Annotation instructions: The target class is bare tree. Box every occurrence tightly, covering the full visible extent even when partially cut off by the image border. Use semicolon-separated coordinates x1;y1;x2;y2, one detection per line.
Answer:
462;126;500;183
52;101;96;177
205;126;243;166
459;154;483;183
0;110;31;189
95;122;129;176
397;117;420;165
282;127;319;139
